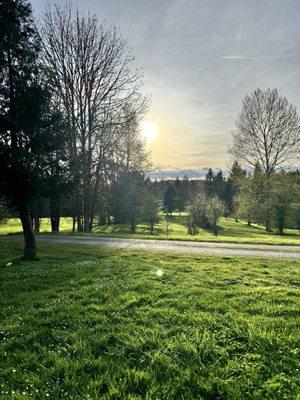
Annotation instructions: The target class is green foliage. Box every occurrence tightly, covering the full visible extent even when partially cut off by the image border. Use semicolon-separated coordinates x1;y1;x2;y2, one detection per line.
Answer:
110;170;145;232
0;242;299;399
142;192;162;233
205;196;226;235
187;194;225;235
0;199;9;222
163;185;176;214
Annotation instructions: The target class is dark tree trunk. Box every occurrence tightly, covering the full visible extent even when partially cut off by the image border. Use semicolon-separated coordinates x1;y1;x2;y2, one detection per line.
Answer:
150;222;154;234
34;216;40;232
18;203;36;260
98;210;106;226
77;216;83;232
278;216;284;235
89;214;94;232
130;218;136;233
213;224;218;236
265;215;271;232
247;218;251;226
72;215;76;232
50;196;60;233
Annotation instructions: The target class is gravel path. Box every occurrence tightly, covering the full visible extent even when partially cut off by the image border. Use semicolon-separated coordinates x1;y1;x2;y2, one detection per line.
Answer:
29;235;300;259
2;234;299;258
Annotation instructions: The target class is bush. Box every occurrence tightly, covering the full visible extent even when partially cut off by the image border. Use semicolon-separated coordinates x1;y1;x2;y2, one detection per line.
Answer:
142;192;162;233
187;194;225;236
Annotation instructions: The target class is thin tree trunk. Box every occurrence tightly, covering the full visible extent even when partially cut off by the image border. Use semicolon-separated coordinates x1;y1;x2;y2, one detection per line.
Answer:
265;215;271;232
34;216;40;233
130;218;136;233
50;196;60;233
18;203;36;260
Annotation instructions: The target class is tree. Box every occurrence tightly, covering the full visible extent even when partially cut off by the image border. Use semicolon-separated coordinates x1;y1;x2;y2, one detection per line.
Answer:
270;173;298;235
187;194;208;235
187;194;225;236
228;161;246;221
204;168;214;197
41;5;147;232
110;170;145;232
0;199;9;222
213;170;225;200
163;185;176;215
142;192;161;233
205;197;225;236
237;164;270;227
0;0;57;259
230;88;300;175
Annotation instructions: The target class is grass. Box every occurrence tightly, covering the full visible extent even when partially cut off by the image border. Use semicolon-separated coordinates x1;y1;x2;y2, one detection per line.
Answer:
1;215;300;246
0;240;299;399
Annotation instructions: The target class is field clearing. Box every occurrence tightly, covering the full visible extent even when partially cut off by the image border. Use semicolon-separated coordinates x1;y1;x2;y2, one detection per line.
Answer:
1;215;300;246
0;241;299;399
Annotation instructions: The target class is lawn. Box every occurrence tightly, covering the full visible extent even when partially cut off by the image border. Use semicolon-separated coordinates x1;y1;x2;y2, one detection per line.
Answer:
1;215;300;246
0;240;299;399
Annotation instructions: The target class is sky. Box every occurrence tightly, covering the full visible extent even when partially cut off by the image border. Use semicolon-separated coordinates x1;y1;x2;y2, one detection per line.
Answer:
31;0;300;171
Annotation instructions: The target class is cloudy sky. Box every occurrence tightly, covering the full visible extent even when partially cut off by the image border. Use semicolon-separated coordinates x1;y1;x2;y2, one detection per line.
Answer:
31;0;300;170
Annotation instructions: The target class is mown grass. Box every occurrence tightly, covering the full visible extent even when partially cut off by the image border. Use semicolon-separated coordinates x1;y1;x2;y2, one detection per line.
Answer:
1;215;300;246
0;240;299;399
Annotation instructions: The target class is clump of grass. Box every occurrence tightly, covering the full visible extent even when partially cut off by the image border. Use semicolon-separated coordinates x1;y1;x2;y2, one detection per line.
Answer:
0;241;299;399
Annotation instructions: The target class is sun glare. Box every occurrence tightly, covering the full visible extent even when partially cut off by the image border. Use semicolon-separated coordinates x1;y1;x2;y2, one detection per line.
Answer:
140;121;158;143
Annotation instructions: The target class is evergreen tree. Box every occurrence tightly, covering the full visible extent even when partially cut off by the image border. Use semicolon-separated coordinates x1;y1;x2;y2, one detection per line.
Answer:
0;0;57;258
213;170;225;200
174;176;185;213
204;168;214;197
163;185;176;215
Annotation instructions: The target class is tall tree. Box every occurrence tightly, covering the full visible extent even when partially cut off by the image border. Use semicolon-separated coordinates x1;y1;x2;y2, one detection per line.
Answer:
41;5;147;232
0;0;56;258
163;185;176;215
230;88;300;175
204;168;214;197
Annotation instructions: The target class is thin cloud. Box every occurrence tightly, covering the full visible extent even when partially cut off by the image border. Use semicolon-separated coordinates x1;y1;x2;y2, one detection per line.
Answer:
221;54;295;60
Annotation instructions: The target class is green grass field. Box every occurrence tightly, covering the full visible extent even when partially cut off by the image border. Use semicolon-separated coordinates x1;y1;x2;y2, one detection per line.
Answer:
0;240;299;399
1;215;300;246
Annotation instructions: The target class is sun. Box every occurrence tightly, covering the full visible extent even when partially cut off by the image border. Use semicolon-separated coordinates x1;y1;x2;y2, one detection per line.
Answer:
140;121;158;143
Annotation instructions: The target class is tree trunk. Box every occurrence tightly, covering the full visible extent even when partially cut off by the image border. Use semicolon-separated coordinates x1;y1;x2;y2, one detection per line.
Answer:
247;218;251;226
98;210;106;226
213;224;218;236
34;217;40;232
18;203;36;260
72;215;76;232
265;215;271;232
77;216;83;232
89;214;94;232
278;216;284;235
130;218;136;233
150;222;154;234
50;196;60;233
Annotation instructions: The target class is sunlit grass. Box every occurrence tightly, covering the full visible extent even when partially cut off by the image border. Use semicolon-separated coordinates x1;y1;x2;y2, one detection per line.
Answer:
0;241;299;399
1;215;299;246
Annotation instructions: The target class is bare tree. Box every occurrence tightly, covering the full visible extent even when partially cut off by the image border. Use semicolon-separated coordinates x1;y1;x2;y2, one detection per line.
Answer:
230;88;300;176
41;4;147;232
